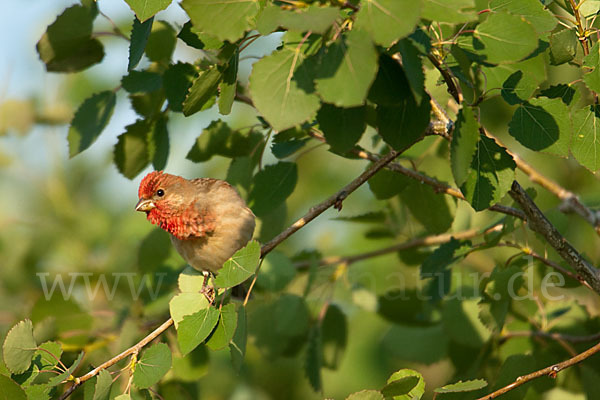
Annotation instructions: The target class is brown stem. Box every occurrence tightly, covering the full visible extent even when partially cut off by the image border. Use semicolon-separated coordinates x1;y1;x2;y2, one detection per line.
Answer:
476;340;600;400
427;53;462;103
260;149;404;256
59;318;174;399
568;0;590;55
508;181;600;294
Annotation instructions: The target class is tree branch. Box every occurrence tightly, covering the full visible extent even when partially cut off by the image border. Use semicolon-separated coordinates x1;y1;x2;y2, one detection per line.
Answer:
476;340;600;400
508;181;600;294
260;149;403;256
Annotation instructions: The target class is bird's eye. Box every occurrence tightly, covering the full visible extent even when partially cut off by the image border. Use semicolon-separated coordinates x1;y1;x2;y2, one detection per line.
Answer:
156;189;165;197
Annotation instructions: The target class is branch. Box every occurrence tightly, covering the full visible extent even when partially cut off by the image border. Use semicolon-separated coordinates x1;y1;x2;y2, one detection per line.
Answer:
498;242;595;292
508;181;600;294
428;97;600;234
260;149;402;256
295;224;503;269
350;147;526;220
59;318;174;399
568;0;590;55
476;340;600;400
427;53;462;103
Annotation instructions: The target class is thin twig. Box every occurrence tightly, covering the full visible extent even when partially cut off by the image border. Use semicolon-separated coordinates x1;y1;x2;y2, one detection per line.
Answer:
59;318;174;400
568;0;590;55
295;224;503;269
260;149;404;256
476;339;600;400
498;242;595;291
427;53;462;103
508;181;600;294
349;147;526;220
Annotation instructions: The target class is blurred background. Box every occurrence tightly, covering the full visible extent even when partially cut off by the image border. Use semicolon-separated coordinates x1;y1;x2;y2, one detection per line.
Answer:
3;1;600;399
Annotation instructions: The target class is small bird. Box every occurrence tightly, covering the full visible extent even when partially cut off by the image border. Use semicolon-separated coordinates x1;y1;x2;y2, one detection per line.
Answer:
135;171;256;292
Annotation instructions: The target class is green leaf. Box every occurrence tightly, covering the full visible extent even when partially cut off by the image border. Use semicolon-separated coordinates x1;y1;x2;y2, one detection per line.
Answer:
124;0;172;22
346;391;384;400
36;5;104;72
321;304;347;370
583;42;600;93
540;84;577;106
256;5;340;35
305;325;322;392
114;395;132;400
479;266;523;332
133;343;172;388
354;0;422;47
400;181;456;234
381;376;420;398
169;292;210;328
394;39;426;103
460;134;516;211
474;12;538;64
480;53;546;105
186;120;262;162
382;324;448;364
218;50;238;115
177;307;220;355
451;106;480;186
183;66;222;116
421;238;465;277
227;156;254;194
508;97;570;156
549;28;578;65
67;91;116;158
177;266;206;292
213;240;261;288
36;341;63;370
256;251;296;292
229;306;247;373
490;355;535;397
122;71;162;93
114;119;150;179
249;46;321;131
421;0;476;23
0;375;27;400
48;352;84;386
572;105;600;172
164;62;197;112
376;98;431;151
367;166;411;200
315;29;378;107
386;369;425;400
177;21;205;49
317;104;366;153
147;114;169;170
206;304;238;350
248;162;298;217
129;90;165;118
2;320;37;374
128;17;154;70
435;379;488;393
490;0;557;33
443;297;491;348
181;0;260;42
92;369;112;400
271;138;309;159
378;289;428;325
145;21;176;62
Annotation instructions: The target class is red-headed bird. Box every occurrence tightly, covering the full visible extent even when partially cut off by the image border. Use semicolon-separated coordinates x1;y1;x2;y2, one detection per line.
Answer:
135;171;255;289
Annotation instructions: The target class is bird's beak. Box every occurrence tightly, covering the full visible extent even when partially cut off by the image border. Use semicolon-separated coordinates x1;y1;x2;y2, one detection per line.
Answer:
135;198;155;212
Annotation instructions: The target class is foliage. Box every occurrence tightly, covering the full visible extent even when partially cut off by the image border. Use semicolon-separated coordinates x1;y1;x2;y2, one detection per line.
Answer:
4;0;600;399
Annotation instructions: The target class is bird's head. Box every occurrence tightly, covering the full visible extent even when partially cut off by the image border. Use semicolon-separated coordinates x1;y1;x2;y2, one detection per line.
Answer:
136;171;191;222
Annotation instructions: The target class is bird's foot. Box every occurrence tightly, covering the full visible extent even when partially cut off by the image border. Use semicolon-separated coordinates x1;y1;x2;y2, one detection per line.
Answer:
200;284;215;304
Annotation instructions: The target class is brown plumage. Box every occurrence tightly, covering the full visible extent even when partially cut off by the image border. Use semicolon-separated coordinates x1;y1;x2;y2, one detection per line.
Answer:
136;171;255;274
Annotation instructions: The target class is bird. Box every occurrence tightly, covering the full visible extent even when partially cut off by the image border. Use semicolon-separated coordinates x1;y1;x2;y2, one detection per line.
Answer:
135;171;256;295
